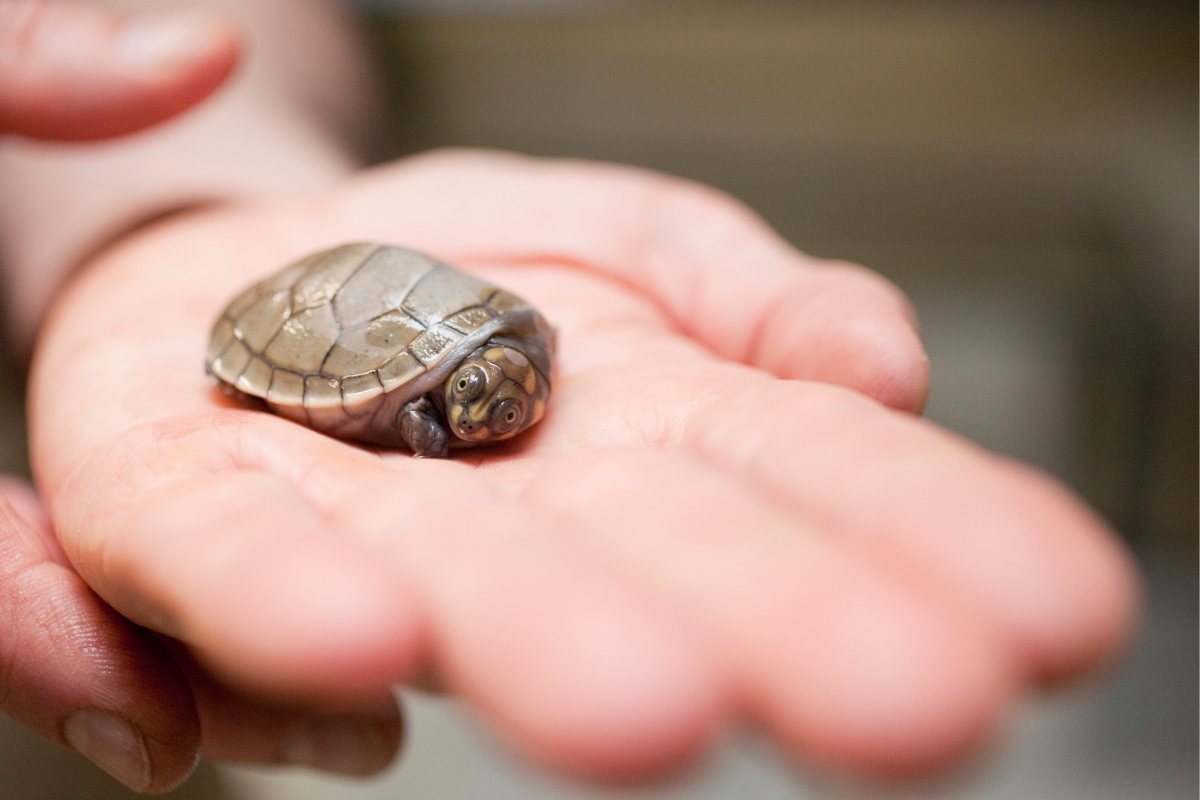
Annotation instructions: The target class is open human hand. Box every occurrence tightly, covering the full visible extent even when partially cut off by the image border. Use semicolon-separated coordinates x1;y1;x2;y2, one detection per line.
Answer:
29;150;1138;787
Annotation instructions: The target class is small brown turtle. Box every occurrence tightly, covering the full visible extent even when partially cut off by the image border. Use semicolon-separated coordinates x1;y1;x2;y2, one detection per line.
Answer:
206;243;553;457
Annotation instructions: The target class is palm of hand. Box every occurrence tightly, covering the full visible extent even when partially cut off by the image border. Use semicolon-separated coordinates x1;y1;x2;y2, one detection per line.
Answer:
31;152;1135;779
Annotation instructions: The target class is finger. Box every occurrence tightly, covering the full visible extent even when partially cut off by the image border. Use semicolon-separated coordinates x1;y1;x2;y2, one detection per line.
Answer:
680;380;1141;683
0;478;200;792
334;460;727;780
60;410;726;779
0;0;239;140
169;647;404;777
0;472;50;533
522;449;1014;775
334;150;930;412
48;421;425;703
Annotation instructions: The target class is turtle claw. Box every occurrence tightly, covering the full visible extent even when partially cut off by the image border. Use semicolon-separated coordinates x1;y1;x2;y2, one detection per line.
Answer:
400;397;450;458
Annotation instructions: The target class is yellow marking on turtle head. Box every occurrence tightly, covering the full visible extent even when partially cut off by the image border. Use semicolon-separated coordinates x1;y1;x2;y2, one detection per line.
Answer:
502;347;529;368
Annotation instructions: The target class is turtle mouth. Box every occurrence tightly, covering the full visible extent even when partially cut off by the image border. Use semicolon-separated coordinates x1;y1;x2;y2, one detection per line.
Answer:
450;404;491;441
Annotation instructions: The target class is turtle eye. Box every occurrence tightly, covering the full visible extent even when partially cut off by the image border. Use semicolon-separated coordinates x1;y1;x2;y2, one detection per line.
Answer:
452;366;486;401
490;399;523;433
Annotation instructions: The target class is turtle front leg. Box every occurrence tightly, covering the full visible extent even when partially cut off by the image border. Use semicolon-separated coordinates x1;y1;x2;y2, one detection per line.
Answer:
399;396;450;458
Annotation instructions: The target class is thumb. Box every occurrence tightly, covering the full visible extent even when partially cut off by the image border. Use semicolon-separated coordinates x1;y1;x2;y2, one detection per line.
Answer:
0;0;239;141
0;478;201;792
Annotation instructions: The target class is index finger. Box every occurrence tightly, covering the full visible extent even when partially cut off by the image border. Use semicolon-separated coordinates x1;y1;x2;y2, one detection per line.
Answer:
332;150;930;412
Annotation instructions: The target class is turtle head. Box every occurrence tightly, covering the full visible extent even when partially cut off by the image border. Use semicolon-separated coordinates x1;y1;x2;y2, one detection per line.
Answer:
443;345;549;444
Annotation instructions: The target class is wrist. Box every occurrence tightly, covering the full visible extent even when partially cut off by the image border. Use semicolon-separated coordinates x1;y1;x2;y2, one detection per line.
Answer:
0;99;357;356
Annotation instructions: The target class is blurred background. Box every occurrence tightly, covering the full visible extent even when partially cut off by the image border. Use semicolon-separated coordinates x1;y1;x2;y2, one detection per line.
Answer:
1;2;1195;798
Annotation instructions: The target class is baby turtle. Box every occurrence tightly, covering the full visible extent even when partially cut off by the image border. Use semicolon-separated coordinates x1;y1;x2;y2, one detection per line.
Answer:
206;243;553;457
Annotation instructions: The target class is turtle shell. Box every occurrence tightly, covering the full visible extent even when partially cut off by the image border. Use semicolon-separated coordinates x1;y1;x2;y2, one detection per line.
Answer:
206;243;553;447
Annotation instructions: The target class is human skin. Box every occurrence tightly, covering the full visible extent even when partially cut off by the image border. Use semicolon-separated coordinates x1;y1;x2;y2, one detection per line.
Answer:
0;0;373;351
25;149;1138;786
0;0;237;140
0;0;396;791
0;0;1139;794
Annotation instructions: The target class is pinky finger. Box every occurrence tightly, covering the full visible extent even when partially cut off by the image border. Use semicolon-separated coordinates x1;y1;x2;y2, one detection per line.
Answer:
0;478;201;792
171;650;405;779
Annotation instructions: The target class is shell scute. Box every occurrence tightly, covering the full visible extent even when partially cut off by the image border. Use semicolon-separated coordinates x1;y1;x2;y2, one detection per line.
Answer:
234;288;292;352
291;242;378;313
267;370;305;406
206;318;236;365
264;305;340;374
443;305;495;334
333;247;432;327
236;357;273;394
223;284;265;321
341;372;385;412
321;311;426;377
258;259;313;299
401;264;494;325
486;289;526;314
378;351;425;391
409;323;465;366
303;374;342;408
211;339;251;384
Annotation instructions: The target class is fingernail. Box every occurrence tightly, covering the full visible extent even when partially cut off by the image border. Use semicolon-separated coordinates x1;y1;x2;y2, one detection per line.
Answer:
62;709;151;791
281;713;399;776
113;13;226;72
